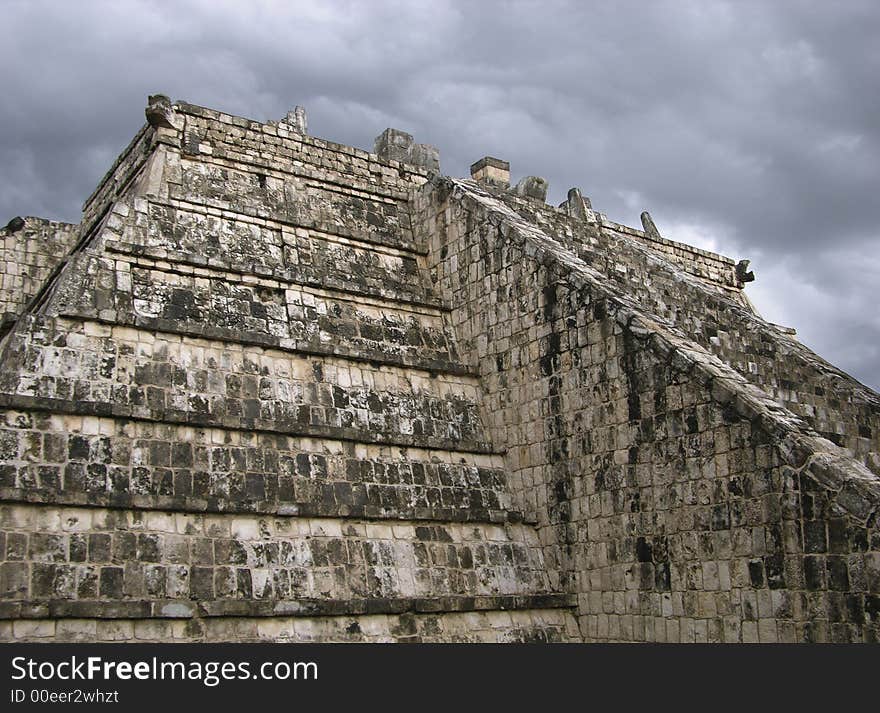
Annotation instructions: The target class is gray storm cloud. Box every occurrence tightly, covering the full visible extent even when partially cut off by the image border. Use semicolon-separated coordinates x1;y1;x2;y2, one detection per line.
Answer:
2;0;877;387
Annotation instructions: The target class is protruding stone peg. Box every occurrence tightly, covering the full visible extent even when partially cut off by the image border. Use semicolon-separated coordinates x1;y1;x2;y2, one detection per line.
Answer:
561;188;590;219
514;176;549;203
286;106;308;133
145;94;177;130
640;211;661;239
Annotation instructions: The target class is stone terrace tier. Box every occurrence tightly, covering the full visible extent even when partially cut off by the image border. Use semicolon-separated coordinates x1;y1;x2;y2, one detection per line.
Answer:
0;503;563;612
0;317;490;452
0;409;519;523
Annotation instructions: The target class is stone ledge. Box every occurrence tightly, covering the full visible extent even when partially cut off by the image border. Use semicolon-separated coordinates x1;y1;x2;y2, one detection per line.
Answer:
105;239;446;311
148;195;425;257
159;188;427;255
0;393;504;456
0;594;577;620
0;600;193;620
187;149;414;203
58;309;474;377
0;487;528;525
600;219;736;265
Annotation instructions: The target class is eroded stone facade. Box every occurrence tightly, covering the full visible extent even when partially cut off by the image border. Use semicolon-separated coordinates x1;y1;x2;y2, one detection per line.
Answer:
0;97;877;642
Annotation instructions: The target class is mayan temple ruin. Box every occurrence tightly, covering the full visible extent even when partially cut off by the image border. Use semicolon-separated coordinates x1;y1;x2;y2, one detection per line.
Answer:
0;95;878;643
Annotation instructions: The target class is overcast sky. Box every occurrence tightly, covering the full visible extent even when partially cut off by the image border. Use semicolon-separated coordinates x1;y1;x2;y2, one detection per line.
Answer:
2;0;878;389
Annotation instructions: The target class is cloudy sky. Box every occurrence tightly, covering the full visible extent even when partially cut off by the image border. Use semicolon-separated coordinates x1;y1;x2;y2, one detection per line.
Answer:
2;0;878;388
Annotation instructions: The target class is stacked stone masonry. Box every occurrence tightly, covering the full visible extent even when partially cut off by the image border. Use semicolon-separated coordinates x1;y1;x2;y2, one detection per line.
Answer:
0;97;877;641
0;218;78;324
504;196;880;471
412;178;880;642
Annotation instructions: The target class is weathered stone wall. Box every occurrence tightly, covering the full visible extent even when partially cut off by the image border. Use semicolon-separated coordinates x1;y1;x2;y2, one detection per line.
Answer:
0;501;553;611
601;219;740;292
0;409;514;522
485;188;880;473
415;177;880;642
174;101;430;191
0;218;78;322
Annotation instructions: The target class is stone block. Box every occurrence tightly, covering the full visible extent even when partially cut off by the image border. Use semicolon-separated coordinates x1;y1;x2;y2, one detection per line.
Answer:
470;156;510;188
513;176;548;202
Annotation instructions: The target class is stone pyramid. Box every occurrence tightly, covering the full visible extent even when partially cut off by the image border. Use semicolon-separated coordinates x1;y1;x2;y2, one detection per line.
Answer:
0;95;877;642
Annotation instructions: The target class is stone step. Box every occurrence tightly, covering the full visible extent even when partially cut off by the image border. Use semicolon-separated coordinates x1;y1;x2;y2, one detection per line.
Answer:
106;243;445;311
186;150;418;204
0;394;500;456
52;259;462;372
6;606;580;642
1;593;576;620
0;409;520;523
106;197;439;304
47;244;462;371
0;504;555;608
1;317;492;451
167;158;420;252
0;487;527;525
